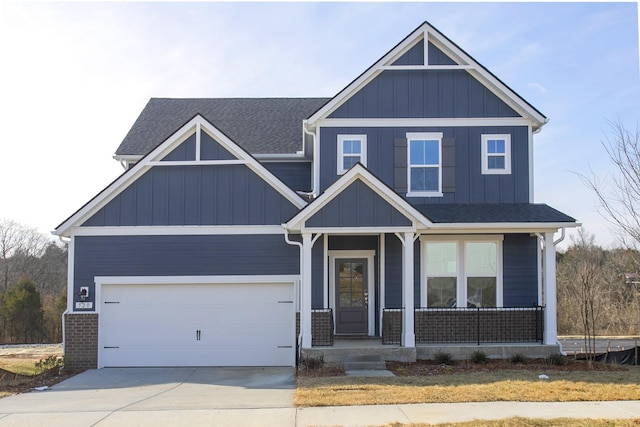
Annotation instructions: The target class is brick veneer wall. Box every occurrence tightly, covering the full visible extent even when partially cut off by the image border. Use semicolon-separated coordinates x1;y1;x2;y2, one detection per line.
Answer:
295;310;334;346
64;313;98;370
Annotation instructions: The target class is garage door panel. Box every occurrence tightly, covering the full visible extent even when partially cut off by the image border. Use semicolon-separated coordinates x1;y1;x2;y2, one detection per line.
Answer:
99;282;294;367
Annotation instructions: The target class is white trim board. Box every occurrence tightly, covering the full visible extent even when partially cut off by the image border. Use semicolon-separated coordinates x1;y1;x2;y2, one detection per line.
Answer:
54;115;307;237
306;22;547;130
286;163;433;231
73;225;286;236
316;118;534;128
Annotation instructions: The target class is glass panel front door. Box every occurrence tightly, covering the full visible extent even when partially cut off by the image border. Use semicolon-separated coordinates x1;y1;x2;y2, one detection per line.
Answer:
335;258;368;334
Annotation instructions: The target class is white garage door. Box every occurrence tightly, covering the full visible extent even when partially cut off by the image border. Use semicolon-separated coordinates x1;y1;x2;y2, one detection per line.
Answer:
99;282;295;367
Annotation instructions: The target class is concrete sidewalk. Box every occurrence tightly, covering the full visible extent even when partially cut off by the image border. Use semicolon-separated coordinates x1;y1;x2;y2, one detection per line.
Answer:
0;368;638;426
297;401;640;426
0;399;638;426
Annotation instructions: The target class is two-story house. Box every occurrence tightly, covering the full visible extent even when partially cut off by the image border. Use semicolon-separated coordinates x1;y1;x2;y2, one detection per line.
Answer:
54;22;577;370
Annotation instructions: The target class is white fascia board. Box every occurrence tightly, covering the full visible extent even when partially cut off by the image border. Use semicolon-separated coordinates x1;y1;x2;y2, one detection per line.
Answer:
112;154;142;163
73;225;285;236
306;25;427;125
53;165;151;237
300;226;416;234
285;163;432;230
306;22;546;130
54;115;307;237
253;153;307;161
55;118;204;236
317;117;533;128
94;275;299;286
419;222;580;234
427;25;547;128
198;121;308;209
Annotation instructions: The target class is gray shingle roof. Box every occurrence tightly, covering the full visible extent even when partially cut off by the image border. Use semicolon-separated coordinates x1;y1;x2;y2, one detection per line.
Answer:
116;98;331;156
414;203;576;224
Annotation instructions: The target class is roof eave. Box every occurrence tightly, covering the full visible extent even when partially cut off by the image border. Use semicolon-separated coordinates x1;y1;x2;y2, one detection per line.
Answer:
419;221;580;233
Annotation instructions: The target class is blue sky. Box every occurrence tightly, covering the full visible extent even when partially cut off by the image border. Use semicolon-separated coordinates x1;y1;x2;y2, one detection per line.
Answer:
0;2;638;249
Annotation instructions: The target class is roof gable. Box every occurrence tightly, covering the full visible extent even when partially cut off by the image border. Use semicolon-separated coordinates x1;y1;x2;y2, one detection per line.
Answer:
285;163;432;231
55;115;307;236
306;21;547;129
305;179;412;228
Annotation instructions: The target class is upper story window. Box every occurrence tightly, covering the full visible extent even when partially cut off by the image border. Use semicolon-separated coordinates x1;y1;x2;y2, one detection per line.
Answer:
337;135;367;174
407;132;443;196
481;134;511;175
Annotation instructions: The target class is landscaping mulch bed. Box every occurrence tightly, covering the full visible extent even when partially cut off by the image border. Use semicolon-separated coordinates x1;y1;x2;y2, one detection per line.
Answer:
386;358;626;376
0;367;78;396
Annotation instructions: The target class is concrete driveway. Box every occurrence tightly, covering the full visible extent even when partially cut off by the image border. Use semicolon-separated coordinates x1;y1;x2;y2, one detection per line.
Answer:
0;367;296;426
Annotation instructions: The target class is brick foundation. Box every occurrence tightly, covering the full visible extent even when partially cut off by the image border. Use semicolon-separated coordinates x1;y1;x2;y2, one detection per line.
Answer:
64;313;98;371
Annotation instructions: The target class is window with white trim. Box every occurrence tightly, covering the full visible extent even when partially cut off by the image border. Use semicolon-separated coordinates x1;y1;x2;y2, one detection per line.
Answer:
481;134;511;175
407;132;443;196
337;135;367;174
422;236;503;308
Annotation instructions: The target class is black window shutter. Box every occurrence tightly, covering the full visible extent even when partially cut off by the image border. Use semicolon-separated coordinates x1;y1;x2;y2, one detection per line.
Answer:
394;138;408;194
442;137;455;193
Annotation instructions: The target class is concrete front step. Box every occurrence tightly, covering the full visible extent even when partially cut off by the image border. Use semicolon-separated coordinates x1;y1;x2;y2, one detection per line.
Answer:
343;354;387;371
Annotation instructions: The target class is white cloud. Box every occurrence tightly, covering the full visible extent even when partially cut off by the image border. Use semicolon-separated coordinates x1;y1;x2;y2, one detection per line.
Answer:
527;82;548;95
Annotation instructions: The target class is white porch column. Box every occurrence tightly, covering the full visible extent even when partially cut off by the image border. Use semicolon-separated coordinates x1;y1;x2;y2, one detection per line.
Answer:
543;232;557;345
401;232;416;347
300;233;313;349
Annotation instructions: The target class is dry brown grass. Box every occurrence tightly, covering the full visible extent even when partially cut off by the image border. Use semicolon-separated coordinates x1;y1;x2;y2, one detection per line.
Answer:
386;418;640;426
295;366;640;407
0;357;41;376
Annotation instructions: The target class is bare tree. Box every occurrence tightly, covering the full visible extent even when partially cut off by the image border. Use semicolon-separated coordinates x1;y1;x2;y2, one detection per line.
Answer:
0;218;49;290
580;120;640;247
557;229;607;363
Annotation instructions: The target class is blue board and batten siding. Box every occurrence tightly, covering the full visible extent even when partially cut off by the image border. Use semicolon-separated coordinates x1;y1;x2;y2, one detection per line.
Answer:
161;132;237;161
262;161;312;192
329;71;518;119
319;126;529;203
331;40;517;119
73;235;300;309
502;234;539;306
392;40;457;66
83;165;299;226
306;180;412;228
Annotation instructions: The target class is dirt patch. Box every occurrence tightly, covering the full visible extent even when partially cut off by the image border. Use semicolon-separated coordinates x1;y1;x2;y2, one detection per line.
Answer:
298;363;345;377
0;368;77;396
386;358;626;376
0;345;77;398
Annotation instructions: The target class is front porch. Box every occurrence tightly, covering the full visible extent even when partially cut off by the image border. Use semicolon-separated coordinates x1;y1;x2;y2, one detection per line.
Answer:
302;337;561;364
299;306;557;364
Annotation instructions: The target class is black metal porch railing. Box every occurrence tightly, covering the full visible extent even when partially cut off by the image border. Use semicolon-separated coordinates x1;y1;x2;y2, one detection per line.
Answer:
295;308;334;346
382;306;544;345
382;308;403;345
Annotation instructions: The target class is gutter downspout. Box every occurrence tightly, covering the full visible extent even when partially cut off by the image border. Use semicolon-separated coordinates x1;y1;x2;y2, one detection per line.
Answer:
553;227;566;246
57;235;71;360
302;120;317;198
282;225;303;361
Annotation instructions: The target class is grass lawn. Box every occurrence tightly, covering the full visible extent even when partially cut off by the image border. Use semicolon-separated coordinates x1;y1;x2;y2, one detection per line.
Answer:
391;418;640;426
296;363;640;407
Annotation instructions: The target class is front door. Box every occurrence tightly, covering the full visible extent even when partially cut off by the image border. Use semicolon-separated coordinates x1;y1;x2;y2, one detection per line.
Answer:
335;258;368;334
